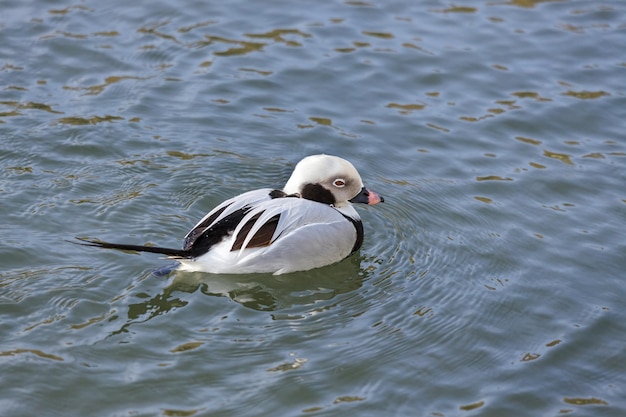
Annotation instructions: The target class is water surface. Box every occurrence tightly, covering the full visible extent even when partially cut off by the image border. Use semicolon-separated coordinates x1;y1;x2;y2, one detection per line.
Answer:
1;0;625;416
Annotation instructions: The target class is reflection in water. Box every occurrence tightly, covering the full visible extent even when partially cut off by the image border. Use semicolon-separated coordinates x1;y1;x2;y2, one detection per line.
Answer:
503;0;562;8
63;75;153;96
114;257;367;334
246;29;312;45
0;100;64;117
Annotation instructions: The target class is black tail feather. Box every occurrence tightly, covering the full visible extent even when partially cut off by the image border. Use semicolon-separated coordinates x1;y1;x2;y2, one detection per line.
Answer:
71;238;190;258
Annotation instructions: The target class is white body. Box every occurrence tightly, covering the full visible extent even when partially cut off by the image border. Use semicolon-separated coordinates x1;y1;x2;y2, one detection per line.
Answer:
178;189;360;275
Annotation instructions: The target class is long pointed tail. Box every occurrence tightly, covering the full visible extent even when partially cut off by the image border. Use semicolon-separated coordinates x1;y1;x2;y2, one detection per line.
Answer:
72;238;190;258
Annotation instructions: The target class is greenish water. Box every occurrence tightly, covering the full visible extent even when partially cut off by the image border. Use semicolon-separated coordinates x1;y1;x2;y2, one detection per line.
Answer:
2;0;625;416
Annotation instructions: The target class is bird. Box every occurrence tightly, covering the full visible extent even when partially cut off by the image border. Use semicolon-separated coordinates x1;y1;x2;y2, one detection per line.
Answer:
77;154;384;275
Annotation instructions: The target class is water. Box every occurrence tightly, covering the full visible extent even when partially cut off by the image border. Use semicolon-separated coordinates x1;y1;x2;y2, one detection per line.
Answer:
1;0;625;415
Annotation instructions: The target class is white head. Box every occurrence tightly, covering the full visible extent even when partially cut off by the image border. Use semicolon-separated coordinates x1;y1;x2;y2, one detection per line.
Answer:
283;155;383;208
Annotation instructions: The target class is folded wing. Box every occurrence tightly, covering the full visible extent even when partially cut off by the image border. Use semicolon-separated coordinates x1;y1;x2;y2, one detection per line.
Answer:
178;194;359;274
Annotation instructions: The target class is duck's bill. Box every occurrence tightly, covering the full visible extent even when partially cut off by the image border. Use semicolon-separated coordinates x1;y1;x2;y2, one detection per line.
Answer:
349;187;384;205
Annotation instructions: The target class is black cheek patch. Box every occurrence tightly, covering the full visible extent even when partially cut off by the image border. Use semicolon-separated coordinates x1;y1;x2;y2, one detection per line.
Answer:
301;183;335;205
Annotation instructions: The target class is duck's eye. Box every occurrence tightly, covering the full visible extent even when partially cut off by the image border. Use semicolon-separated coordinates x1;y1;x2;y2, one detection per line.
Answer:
333;179;346;187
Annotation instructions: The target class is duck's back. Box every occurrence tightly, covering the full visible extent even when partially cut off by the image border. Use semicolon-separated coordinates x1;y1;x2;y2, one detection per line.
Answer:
180;197;361;275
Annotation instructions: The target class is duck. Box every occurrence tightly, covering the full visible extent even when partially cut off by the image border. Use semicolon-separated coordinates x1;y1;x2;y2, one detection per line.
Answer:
77;154;384;275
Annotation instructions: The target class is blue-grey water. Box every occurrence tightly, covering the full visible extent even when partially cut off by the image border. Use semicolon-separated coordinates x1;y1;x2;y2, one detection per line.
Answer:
1;0;625;416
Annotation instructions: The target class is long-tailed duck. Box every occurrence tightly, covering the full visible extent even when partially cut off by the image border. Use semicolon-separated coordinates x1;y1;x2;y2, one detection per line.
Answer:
78;154;383;274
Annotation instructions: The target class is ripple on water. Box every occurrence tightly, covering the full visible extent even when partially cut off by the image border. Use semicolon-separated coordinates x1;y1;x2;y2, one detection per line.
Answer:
348;169;535;386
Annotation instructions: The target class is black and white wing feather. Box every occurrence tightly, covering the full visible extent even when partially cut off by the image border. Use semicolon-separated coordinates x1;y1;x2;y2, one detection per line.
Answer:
182;196;362;274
